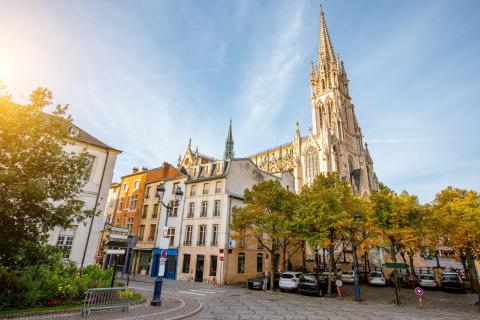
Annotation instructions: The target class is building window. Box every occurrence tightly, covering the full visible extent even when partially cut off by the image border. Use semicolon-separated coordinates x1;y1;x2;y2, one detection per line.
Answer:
129;195;138;211
109;197;116;207
185;225;193;245
148;224;156;241
203;183;209;195
56;227;76;259
257;253;263;272
305;147;320;185
190;185;197;197
182;254;191;273
123;182;129;191
167;228;175;246
213;200;221;216
172;182;179;194
126;217;134;232
118;197;125;212
237;253;245;274
211;224;219;246
209;256;218;276
138;225;145;241
188;202;195;218
215;181;222;193
133;180;140;190
142;205;148;218
200;201;208;217
198;225;206;246
145;186;151;198
167;200;178;217
152;204;159;218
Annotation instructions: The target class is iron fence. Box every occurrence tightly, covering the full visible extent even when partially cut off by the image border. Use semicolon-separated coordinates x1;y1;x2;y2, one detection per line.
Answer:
81;287;132;317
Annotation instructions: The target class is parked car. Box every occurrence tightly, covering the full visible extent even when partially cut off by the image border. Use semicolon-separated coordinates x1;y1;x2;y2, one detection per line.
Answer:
368;271;386;286
418;274;437;289
298;273;336;296
247;273;280;290
389;273;418;288
279;272;302;292
440;272;465;293
340;271;354;284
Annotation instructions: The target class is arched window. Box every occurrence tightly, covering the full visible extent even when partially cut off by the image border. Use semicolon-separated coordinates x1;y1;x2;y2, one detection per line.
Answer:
305;147;320;184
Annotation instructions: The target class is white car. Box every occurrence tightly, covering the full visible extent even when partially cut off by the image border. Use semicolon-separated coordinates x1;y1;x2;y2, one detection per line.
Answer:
279;272;302;292
368;271;386;286
418;274;437;288
340;271;355;284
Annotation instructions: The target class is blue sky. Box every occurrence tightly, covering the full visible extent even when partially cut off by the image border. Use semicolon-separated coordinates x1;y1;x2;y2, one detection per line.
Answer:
1;0;479;203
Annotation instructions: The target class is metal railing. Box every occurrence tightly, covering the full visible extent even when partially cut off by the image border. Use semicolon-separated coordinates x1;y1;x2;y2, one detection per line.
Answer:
81;287;132;317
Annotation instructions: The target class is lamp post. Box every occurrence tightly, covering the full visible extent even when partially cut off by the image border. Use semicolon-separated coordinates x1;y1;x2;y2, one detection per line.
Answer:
352;212;362;301
151;183;183;306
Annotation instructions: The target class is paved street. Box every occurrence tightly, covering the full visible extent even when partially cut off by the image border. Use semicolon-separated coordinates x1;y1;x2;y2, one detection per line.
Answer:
124;277;480;320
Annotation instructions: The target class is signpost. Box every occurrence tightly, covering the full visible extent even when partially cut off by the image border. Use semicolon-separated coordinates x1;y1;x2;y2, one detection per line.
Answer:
415;287;424;308
385;262;410;306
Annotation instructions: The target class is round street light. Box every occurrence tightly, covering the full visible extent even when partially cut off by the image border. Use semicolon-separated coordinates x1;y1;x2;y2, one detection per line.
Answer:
156;183;166;200
174;186;183;202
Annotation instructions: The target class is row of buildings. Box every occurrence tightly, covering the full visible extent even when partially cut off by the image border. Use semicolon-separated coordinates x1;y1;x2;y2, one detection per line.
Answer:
48;8;380;283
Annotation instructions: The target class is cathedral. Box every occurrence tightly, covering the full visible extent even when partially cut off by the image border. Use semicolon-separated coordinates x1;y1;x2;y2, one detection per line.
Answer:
249;8;378;196
180;8;378;196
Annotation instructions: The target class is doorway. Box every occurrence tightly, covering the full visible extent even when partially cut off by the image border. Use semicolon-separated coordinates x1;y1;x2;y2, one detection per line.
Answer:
195;255;205;282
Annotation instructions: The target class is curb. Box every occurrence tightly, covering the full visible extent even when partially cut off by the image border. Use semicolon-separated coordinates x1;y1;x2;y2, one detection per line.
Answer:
0;297;147;319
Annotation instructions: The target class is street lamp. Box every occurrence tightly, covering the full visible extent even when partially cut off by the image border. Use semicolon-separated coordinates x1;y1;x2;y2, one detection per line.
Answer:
352;212;362;301
151;183;183;306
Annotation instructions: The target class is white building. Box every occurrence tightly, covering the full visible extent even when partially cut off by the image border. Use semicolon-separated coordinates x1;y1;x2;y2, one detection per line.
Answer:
176;127;295;284
47;124;120;268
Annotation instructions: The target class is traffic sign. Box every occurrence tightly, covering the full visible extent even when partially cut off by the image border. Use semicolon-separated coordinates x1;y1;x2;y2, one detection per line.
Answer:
219;256;224;262
96;253;102;259
161;249;167;258
415;287;424;296
336;279;343;287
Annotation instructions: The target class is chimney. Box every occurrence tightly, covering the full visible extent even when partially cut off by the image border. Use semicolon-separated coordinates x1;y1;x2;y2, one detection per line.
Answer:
132;166;139;173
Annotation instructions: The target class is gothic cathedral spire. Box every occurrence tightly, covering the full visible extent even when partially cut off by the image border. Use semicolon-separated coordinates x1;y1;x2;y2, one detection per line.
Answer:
318;6;336;68
224;119;234;160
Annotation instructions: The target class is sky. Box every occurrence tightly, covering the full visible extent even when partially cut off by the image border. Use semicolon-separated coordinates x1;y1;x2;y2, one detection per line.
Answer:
1;0;479;203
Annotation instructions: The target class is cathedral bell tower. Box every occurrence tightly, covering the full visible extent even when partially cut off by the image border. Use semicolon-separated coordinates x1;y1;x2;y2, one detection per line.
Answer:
310;7;350;137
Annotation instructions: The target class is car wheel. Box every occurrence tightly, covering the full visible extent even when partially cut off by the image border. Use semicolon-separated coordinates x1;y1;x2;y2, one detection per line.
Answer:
280;288;285;292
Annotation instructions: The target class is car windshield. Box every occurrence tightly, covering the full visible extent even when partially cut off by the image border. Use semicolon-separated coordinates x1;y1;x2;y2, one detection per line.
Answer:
300;275;316;283
343;271;353;275
281;274;294;279
442;274;459;280
371;272;382;278
420;275;434;280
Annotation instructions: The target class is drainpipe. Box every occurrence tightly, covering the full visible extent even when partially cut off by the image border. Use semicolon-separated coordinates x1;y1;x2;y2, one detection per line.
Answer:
81;150;110;268
223;195;232;285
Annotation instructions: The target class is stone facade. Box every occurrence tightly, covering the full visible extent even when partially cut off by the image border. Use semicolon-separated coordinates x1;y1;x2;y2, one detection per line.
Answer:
47;124;120;268
250;8;378;196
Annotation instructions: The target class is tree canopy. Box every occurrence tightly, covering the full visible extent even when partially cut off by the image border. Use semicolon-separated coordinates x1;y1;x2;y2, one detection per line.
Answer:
0;88;93;267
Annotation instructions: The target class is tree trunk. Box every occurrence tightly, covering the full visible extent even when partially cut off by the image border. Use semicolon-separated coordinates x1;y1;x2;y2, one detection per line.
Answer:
269;247;276;292
466;251;480;293
408;254;416;277
322;248;327;270
282;238;287;272
328;232;335;295
301;241;306;271
391;244;400;305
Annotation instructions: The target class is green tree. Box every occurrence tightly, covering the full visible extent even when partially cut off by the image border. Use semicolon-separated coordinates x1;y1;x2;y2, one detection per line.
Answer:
231;180;296;291
431;187;480;294
295;173;361;295
369;184;424;302
0;88;93;267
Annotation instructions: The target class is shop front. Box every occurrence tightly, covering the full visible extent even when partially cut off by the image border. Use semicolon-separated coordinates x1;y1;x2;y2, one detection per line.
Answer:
151;248;178;280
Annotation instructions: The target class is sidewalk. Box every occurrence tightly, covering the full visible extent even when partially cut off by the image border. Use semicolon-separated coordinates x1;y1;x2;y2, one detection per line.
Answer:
15;290;201;320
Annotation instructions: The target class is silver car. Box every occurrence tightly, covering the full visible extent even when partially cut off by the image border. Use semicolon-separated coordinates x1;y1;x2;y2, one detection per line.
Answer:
279;272;302;292
419;274;437;288
340;271;354;284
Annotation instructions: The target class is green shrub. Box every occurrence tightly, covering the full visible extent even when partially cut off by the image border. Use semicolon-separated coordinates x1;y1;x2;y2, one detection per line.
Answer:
0;254;113;310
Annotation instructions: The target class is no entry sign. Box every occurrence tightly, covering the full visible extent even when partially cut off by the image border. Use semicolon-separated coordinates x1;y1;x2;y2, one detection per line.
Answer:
415;287;424;296
219;256;224;261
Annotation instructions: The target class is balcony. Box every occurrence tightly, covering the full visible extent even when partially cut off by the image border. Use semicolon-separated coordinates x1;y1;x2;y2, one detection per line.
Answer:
197;240;206;246
211;240;218;247
183;240;192;246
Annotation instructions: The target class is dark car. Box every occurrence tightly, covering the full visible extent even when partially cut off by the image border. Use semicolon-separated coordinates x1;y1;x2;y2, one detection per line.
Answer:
298;273;336;296
246;273;280;290
389;273;417;288
440;272;465;293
